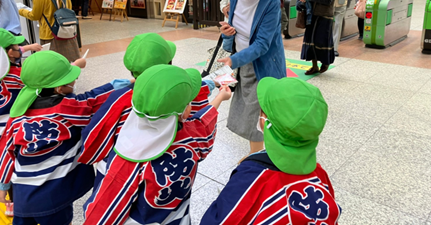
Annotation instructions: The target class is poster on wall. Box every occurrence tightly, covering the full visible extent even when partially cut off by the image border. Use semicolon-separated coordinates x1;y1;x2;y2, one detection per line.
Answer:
163;0;187;13
130;0;146;8
114;0;127;9
102;0;114;8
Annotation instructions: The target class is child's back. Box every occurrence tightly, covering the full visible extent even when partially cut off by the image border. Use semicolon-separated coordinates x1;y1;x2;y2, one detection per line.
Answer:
0;29;32;137
201;77;342;224
0;51;121;223
83;65;231;225
0;54;23;136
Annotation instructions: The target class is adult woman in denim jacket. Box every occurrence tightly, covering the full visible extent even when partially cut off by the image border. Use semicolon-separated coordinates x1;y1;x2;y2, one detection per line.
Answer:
218;0;286;156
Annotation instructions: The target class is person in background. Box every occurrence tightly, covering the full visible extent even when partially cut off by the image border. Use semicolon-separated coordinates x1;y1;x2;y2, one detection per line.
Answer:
357;0;364;40
333;0;347;57
218;0;286;158
280;0;288;36
0;0;22;36
358;18;364;39
200;77;342;224
300;0;335;75
81;0;91;19
18;0;81;62
73;0;91;19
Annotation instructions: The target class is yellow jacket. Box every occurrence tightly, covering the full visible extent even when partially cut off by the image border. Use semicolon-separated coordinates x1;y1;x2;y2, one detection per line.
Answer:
19;0;73;40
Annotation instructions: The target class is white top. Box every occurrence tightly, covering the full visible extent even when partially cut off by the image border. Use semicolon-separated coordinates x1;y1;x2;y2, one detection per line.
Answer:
220;0;230;22
232;0;260;52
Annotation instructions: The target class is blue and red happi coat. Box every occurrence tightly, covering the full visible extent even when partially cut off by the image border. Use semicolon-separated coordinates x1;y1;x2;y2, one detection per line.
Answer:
201;152;342;225
0;65;24;138
78;81;212;187
0;84;114;217
80;82;217;225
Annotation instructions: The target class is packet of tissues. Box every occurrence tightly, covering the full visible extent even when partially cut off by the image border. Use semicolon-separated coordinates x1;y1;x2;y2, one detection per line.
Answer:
206;65;238;87
214;73;237;86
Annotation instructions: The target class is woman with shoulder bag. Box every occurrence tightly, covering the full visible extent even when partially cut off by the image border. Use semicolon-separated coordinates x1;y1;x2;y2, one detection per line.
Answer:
18;0;80;62
217;0;286;158
300;0;335;75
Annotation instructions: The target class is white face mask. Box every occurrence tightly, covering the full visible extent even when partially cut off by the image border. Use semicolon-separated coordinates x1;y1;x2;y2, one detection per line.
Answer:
257;116;271;133
66;83;77;93
180;102;192;122
57;83;76;96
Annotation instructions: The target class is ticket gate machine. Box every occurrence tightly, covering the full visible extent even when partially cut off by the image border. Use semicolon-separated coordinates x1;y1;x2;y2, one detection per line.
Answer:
421;0;431;54
283;0;305;39
340;0;359;40
363;0;413;48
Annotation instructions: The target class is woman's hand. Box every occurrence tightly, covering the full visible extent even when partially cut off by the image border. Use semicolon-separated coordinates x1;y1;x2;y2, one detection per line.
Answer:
222;3;230;18
217;57;232;67
219;21;236;36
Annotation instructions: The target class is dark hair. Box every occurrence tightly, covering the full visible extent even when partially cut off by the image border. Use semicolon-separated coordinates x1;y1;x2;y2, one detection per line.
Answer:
5;45;13;52
39;88;56;97
129;61;173;77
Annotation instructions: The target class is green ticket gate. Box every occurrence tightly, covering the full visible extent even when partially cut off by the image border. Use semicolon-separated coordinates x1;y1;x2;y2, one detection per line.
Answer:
363;0;413;48
283;0;305;39
421;0;431;54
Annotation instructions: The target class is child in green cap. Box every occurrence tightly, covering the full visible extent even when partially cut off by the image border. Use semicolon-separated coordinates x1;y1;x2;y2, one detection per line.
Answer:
200;77;342;224
82;64;231;225
78;32;216;188
0;28;77;216
0;28;42;138
0;50;132;225
0;28;87;138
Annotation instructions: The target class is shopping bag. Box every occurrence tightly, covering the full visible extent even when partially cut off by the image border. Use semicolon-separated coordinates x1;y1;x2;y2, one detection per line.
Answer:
296;10;306;29
355;0;366;19
201;35;238;87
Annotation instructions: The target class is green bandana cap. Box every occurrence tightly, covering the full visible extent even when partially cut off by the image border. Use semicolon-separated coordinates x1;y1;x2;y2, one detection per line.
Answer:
257;77;328;175
0;28;25;48
113;64;201;163
10;51;81;117
124;33;176;78
132;64;201;118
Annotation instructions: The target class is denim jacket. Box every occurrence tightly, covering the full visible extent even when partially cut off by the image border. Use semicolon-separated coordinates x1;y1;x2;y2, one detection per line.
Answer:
222;0;286;81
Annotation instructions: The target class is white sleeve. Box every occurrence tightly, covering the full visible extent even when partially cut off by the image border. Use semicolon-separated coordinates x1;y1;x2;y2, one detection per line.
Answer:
220;0;229;12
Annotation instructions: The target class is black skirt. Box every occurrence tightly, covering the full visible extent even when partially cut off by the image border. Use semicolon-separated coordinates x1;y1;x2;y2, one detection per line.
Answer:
301;15;335;65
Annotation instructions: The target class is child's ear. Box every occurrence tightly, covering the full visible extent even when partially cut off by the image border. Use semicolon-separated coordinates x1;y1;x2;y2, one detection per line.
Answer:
54;86;63;95
7;49;15;59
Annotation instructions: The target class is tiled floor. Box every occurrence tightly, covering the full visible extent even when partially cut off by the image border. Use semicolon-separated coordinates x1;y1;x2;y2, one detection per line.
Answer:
68;1;431;224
